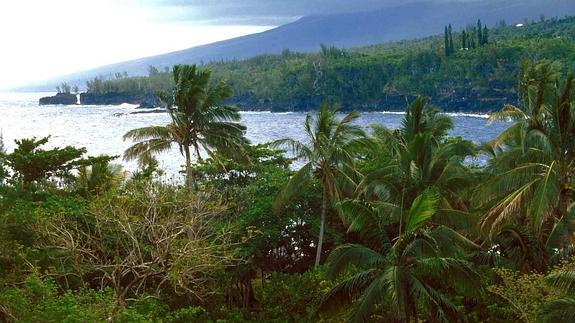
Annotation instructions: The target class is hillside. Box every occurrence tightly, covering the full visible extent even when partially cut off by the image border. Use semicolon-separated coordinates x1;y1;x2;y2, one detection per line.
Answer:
77;15;575;112
20;0;575;91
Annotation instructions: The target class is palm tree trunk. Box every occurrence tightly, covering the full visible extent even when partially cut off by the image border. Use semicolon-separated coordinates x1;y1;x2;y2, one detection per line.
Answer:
194;142;203;163
561;189;570;258
315;185;327;267
184;146;193;191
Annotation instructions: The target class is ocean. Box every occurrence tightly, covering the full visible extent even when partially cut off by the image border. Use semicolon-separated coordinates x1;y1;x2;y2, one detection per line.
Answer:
0;92;510;180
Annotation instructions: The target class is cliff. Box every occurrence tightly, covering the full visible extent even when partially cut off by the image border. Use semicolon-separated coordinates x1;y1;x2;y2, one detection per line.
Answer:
39;93;78;105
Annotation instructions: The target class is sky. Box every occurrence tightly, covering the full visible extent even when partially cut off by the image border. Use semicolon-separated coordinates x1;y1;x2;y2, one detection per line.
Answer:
0;0;467;89
0;0;275;89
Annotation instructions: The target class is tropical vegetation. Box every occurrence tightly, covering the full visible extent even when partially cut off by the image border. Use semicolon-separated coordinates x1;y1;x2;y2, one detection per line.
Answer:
2;16;575;323
83;16;575;112
122;64;249;190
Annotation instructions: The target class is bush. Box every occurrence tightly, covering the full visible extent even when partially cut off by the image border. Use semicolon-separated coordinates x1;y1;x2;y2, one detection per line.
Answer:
254;269;341;322
0;275;115;322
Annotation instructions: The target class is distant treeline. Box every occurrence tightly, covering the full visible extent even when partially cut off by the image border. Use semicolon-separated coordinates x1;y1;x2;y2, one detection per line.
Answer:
83;16;575;112
85;66;172;95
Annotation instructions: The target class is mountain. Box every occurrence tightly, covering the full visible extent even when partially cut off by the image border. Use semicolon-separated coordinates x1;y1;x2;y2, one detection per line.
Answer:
20;0;575;91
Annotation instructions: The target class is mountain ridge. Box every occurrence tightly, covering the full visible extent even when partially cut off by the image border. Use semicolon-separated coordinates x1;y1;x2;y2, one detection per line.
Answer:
17;0;575;91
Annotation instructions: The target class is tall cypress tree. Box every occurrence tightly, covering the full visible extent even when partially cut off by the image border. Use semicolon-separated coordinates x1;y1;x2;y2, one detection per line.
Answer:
448;24;454;54
444;26;450;56
477;19;483;45
461;30;467;49
483;25;489;45
470;28;476;49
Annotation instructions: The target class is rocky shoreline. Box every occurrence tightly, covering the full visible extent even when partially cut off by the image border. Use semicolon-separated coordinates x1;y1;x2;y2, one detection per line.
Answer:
224;90;516;113
39;88;516;114
39;92;164;109
39;93;78;105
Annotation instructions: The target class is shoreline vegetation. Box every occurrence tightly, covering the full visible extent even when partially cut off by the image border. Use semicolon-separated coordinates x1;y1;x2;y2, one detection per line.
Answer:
39;15;574;113
2;59;575;322
2;15;575;323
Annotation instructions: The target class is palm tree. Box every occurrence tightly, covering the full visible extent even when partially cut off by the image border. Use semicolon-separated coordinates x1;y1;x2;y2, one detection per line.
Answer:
272;102;368;267
320;189;480;322
0;131;6;185
75;160;124;197
340;98;476;245
539;266;575;322
475;60;575;262
123;65;249;190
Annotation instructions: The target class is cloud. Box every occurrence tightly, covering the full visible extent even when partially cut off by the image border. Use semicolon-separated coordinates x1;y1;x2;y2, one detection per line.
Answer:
151;0;418;25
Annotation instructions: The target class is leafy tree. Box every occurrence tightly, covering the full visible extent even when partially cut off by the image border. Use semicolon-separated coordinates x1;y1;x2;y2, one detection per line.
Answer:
148;65;160;77
192;144;324;307
272;102;368;267
4;136;113;191
255;270;340;321
487;267;559;322
56;82;71;94
43;182;241;319
123;64;249;190
194;144;319;271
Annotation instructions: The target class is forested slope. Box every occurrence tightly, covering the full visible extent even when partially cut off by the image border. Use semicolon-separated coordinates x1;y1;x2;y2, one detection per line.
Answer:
82;16;575;112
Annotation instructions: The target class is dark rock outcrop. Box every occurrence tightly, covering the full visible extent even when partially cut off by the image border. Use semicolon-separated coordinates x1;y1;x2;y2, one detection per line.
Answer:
39;93;77;105
136;93;164;109
79;92;164;109
224;92;272;111
225;86;516;113
80;92;141;105
130;109;167;115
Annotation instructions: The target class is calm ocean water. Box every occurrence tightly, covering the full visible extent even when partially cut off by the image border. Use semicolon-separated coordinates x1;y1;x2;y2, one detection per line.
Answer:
0;92;510;180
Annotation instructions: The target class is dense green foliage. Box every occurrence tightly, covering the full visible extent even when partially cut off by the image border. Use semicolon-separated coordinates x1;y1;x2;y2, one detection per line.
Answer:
84;16;575;112
206;17;574;112
3;21;575;322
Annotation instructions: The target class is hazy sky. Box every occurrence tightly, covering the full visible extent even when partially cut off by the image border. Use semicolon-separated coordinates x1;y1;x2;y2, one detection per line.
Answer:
0;0;465;89
0;0;274;89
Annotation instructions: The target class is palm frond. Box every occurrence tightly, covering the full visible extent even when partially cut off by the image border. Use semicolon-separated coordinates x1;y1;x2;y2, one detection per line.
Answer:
272;162;313;212
318;269;379;313
489;105;526;122
123;138;173;162
123;125;171;141
530;161;559;234
546;270;575;294
347;276;387;323
325;244;386;279
404;189;440;234
538;298;575;323
383;265;411;321
270;138;313;160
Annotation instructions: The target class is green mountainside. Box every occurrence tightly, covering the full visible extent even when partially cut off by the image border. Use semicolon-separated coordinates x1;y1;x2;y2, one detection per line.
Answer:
83;16;575;112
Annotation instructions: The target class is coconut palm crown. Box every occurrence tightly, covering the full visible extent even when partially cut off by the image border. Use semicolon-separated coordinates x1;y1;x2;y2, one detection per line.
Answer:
123;64;249;189
272;101;369;267
320;189;480;322
475;60;575;264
